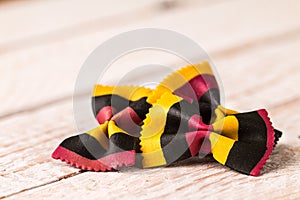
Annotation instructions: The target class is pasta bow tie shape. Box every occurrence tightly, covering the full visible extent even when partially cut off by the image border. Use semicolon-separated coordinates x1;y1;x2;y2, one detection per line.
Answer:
52;62;282;176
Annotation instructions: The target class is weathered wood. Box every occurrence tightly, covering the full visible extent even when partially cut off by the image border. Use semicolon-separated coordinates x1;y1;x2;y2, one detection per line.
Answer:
1;101;298;199
0;0;163;47
0;100;80;198
1;0;300;199
0;0;220;53
4;146;299;200
215;35;300;105
0;100;75;155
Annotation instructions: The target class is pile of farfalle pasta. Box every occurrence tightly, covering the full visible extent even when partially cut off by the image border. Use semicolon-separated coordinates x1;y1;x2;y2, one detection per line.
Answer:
52;62;282;176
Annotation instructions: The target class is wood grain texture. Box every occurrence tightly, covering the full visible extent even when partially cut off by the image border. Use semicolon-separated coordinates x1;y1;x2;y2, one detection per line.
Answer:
0;100;80;198
4;146;300;200
0;0;300;199
1;101;298;199
0;0;163;47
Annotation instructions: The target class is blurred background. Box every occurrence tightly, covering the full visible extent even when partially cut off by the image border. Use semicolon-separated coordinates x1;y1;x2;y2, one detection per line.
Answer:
1;0;300;199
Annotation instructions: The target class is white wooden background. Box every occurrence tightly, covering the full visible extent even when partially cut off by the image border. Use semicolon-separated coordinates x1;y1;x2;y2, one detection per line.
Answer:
0;0;300;199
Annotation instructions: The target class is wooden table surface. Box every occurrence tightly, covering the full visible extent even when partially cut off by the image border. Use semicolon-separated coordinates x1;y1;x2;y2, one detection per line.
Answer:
1;0;300;199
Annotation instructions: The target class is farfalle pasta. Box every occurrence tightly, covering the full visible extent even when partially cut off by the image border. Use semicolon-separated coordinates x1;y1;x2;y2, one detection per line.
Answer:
52;62;282;176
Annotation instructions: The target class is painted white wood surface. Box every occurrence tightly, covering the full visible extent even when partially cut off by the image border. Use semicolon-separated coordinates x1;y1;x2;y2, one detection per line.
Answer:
0;0;299;199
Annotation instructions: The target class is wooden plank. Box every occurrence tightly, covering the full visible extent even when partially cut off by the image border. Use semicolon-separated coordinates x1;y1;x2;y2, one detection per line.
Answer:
215;34;300;110
0;0;221;53
0;99;75;156
1;0;300;118
1;0;299;54
0;0;163;47
127;0;300;53
0;100;80;198
0;140;80;199
212;36;300;147
4;146;299;199
270;98;300;146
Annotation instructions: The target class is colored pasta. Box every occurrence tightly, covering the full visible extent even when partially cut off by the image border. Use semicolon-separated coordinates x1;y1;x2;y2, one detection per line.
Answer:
52;62;282;176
